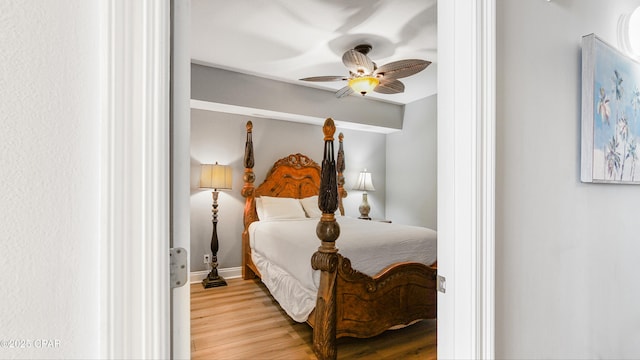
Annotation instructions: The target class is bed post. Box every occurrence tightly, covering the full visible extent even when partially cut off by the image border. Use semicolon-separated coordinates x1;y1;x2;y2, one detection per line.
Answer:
241;121;257;279
311;118;340;360
336;132;347;216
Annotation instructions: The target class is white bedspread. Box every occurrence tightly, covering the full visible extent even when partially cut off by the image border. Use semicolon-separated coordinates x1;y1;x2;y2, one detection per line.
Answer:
249;216;437;322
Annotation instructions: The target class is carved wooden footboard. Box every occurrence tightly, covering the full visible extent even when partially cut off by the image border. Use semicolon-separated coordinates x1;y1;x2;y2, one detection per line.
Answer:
307;256;437;339
241;119;437;360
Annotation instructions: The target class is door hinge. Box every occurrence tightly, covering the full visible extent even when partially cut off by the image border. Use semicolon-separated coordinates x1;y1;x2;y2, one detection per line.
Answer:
437;275;446;293
170;247;188;289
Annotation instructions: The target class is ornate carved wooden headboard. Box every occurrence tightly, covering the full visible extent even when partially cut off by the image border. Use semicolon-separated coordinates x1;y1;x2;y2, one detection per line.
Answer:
255;153;322;198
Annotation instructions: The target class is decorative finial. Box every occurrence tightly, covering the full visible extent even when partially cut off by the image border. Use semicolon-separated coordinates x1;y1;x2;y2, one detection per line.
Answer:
246;121;253;132
323;118;336;141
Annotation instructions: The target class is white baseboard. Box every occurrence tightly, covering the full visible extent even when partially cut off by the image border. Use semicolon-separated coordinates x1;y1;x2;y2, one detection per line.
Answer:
190;267;242;284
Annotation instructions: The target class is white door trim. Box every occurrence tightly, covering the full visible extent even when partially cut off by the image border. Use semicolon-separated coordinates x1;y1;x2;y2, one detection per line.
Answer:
478;0;496;357
438;0;495;358
100;0;171;358
170;0;192;359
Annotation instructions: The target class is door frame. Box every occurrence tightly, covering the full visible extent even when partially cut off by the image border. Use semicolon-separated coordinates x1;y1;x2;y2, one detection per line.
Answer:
169;0;192;359
437;0;496;358
99;0;496;358
99;0;171;358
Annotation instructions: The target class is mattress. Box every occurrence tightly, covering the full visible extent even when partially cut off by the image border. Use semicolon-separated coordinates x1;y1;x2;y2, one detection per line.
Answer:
249;216;437;322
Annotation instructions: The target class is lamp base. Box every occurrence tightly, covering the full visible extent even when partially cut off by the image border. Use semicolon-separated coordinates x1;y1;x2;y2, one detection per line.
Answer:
202;271;227;288
358;192;371;220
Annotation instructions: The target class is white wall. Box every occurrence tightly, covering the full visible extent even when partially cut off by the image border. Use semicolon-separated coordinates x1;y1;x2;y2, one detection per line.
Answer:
386;94;437;228
190;109;387;271
0;1;100;358
497;0;640;358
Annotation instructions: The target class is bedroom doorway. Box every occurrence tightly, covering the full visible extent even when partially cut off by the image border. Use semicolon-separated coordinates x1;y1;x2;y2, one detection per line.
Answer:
169;1;496;359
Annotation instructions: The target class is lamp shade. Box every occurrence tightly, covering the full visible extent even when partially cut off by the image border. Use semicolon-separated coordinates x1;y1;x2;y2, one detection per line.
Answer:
200;163;232;190
353;169;375;191
348;76;380;96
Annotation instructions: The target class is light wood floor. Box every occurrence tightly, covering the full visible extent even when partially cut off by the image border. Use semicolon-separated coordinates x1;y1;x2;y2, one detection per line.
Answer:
191;278;437;359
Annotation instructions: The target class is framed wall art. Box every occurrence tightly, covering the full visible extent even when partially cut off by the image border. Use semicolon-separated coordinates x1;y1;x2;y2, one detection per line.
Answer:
581;33;640;184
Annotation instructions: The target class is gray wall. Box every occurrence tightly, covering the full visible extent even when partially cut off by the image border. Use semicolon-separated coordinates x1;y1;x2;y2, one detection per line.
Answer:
190;110;388;271
191;64;404;130
386;94;437;229
497;0;640;358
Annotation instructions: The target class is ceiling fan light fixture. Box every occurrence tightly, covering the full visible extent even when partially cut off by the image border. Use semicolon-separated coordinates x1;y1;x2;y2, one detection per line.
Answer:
348;76;379;96
300;44;429;98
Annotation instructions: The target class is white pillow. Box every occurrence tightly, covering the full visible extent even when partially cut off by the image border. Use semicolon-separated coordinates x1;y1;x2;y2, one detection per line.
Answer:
299;195;322;218
255;197;265;220
259;196;307;220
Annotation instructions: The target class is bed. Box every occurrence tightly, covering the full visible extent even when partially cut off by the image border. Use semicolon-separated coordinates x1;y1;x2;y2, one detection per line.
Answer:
240;119;438;360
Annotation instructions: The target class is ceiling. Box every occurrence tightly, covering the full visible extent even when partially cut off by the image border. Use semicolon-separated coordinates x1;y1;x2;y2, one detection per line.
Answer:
191;0;437;105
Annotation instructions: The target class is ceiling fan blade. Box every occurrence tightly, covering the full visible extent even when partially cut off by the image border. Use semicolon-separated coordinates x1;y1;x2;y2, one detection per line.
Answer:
373;59;431;80
335;85;354;98
299;76;347;82
342;49;375;75
374;79;405;94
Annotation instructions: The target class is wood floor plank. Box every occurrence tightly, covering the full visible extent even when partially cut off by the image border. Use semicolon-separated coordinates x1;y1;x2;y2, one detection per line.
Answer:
190;278;437;359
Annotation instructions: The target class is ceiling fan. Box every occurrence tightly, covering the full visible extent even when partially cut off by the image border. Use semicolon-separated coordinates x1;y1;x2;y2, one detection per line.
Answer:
299;44;431;98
